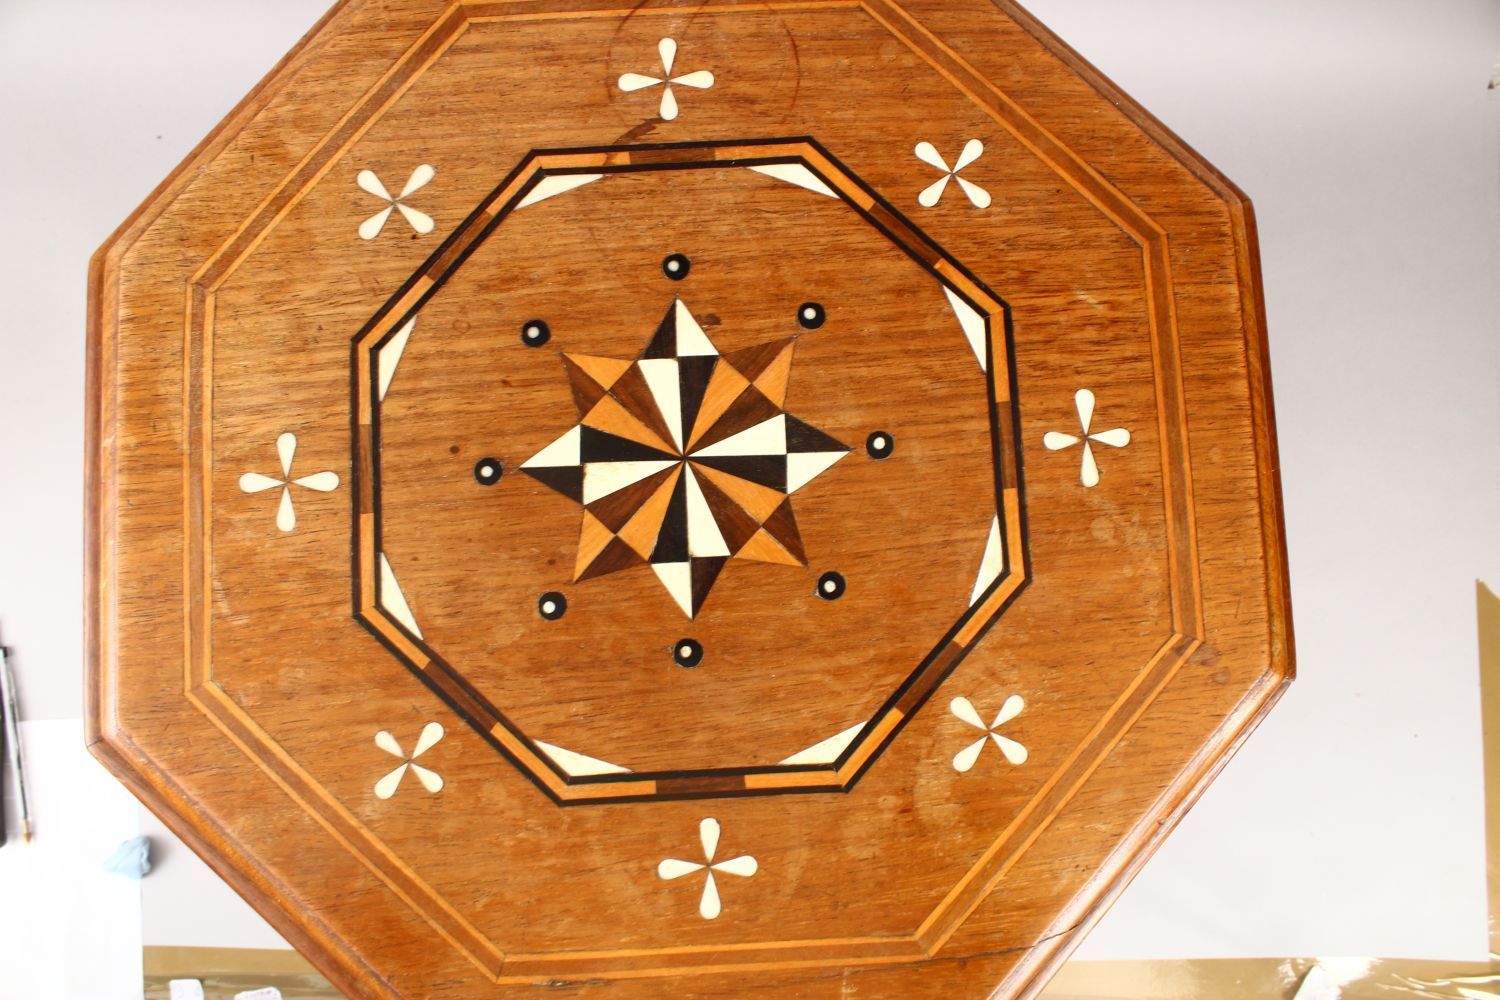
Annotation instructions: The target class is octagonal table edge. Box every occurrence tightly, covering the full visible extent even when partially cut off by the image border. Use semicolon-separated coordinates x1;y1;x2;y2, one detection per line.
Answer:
994;0;1296;688
82;3;393;999
81;1;1297;996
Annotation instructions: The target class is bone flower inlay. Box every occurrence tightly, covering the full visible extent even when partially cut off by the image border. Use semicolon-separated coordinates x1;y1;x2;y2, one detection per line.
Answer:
657;817;759;920
357;164;436;240
951;695;1028;772
521;297;850;618
618;38;715;122
915;139;992;209
1042;388;1131;488
237;432;340;532
373;722;445;799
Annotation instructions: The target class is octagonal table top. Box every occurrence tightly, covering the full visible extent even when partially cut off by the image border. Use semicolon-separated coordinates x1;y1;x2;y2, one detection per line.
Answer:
86;1;1293;997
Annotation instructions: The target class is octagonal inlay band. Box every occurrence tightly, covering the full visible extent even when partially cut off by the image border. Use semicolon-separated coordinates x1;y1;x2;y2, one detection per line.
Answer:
352;139;1028;804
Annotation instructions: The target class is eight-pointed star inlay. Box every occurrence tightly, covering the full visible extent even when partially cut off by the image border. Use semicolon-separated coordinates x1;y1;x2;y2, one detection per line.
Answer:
521;298;850;618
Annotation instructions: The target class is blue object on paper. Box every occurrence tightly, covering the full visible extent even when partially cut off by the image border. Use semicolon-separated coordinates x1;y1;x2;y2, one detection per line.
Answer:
103;834;152;879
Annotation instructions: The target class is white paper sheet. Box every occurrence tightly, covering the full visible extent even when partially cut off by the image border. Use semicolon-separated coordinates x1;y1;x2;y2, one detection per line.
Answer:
0;719;142;1000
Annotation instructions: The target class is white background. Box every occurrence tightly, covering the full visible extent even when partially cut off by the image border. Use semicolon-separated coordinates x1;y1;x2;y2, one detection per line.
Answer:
0;0;1496;981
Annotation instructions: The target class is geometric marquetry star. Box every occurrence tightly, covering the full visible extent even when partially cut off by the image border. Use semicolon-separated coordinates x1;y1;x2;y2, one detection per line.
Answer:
522;297;850;618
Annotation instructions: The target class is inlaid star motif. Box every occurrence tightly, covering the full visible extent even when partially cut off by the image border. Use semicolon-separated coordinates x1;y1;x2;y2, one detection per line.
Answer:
521;298;850;618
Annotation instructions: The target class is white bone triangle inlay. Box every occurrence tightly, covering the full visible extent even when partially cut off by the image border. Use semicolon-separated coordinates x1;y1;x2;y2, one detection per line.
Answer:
684;466;731;557
673;299;717;357
943;286;988;372
637;358;684;451
786;451;847;493
535;740;632;776
583;459;678;504
778;722;866;765
377;318;416;401
379;552;423;639
516;173;605;209
691;414;786;458
652;561;694;617
969;515;1004;606
747;163;838;198
522;426;582;469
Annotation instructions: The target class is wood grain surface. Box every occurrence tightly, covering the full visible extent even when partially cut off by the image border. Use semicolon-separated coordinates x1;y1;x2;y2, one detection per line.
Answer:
86;1;1292;996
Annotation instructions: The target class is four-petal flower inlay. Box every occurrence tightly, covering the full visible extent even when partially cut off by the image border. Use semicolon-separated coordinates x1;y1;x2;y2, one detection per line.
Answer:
1042;388;1131;488
618;38;716;121
950;694;1028;772
373;722;445;799
915;139;992;208
657;817;758;919
237;432;340;532
521;298;850;617
357;164;436;240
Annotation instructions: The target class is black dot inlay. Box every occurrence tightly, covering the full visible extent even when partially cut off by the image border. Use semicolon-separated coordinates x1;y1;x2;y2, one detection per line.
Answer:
673;638;704;668
816;571;846;600
866;432;894;460
521;319;551;347
474;458;504;485
538;592;567;620
662;253;692;280
797;302;826;330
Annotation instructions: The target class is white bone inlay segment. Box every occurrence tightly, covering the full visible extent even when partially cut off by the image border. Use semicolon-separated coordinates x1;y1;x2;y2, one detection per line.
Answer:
617;38;716;122
684;467;731;557
969;515;1004;605
779;722;865;765
535;740;632;776
672;298;717;357
379;552;423;638
652;561;694;617
522;425;582;469
914;139;991;209
517;173;605;209
657;818;759;919
238;432;340;532
1043;388;1131;488
951;695;1028;772
692;415;786;458
638;357;685;450
373;722;444;799
943;287;989;371
786;451;846;494
747;163;838;198
377;318;416;401
357;164;436;239
583;459;677;504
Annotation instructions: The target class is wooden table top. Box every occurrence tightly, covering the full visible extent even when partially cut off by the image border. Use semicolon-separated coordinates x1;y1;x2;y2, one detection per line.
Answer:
86;1;1292;996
